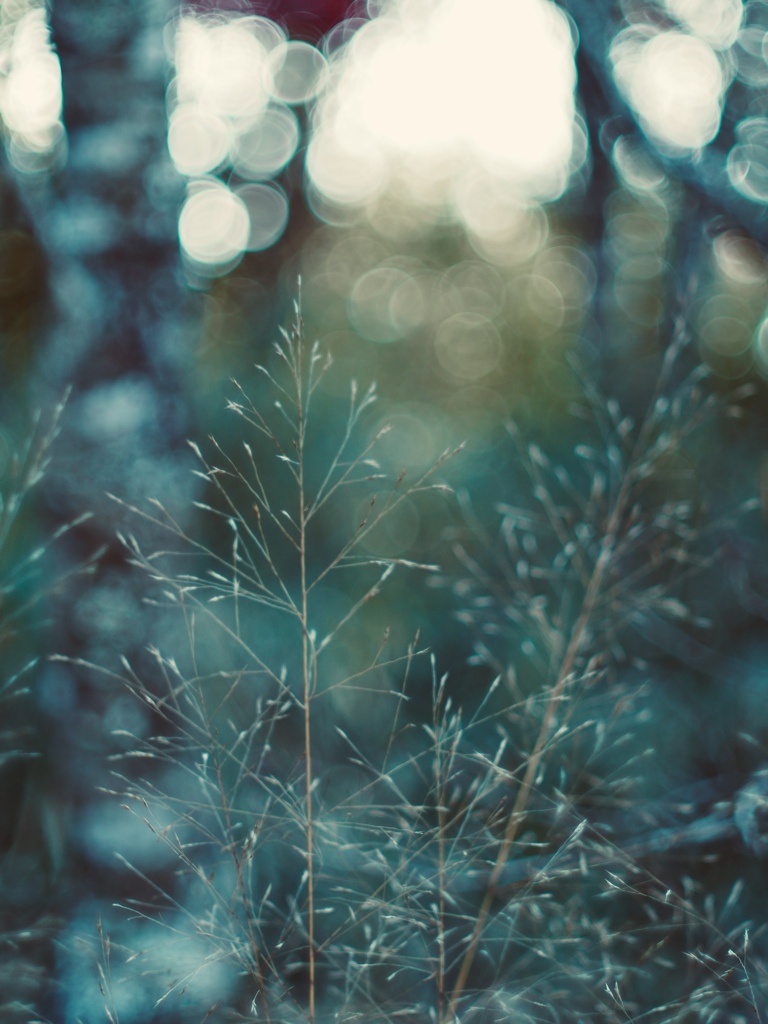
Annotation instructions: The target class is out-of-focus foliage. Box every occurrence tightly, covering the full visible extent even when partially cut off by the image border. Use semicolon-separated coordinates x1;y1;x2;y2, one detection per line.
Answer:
0;0;768;1021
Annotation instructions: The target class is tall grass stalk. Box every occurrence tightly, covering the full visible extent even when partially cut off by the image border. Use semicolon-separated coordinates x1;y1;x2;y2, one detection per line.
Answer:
76;308;766;1023
90;297;461;1021
446;322;731;1016
0;392;100;1022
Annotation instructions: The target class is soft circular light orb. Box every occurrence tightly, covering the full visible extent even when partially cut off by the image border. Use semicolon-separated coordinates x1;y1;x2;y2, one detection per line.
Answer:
713;231;767;285
434;312;502;379
611;28;727;150
267;41;328;105
753;316;768;376
234;182;289;251
306;129;388;206
179;181;249;267
700;315;752;357
508;273;566;334
612;136;667;192
231;105;300;179
174;17;274;119
535;246;597;310
7;121;66;173
1;10;62;140
727;117;768;201
389;273;429;335
349;266;412;341
439;261;505;318
736;25;768;85
167;104;229;176
662;0;743;48
370;403;448;473
454;175;549;264
307;0;579;211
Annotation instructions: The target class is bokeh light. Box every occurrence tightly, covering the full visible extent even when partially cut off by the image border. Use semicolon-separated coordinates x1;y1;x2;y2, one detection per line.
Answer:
753;315;768;376
0;6;64;172
167;104;229;176
231;104;300;180
173;16;279;119
728;117;768;201
611;26;729;151
349;265;413;342
268;40;329;105
661;0;743;49
434;312;502;380
168;14;328;269
178;179;249;272
235;182;290;252
307;0;581;223
713;231;768;286
735;11;768;86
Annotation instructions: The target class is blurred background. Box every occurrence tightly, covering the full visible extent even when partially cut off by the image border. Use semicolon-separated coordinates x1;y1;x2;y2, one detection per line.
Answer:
2;0;768;1019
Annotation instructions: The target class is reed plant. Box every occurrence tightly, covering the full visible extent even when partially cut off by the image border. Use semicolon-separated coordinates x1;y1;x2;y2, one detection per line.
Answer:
85;306;766;1023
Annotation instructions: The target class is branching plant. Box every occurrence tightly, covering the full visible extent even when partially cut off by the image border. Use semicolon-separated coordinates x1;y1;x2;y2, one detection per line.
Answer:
82;307;768;1023
0;393;98;1023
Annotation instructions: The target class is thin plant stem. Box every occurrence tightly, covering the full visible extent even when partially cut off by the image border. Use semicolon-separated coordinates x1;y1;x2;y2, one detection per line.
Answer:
294;314;317;1024
446;333;690;1019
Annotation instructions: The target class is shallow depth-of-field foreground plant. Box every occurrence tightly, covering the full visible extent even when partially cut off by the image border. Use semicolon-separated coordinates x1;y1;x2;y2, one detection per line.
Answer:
81;308;767;1023
0;394;98;1022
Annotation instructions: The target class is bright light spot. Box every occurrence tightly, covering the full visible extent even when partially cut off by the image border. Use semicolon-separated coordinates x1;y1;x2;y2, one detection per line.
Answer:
662;0;743;48
453;174;549;264
727;117;768;201
174;16;281;119
735;25;768;85
268;41;328;104
231;104;300;179
169;17;296;266
167;104;229;176
76;378;159;441
0;8;63;171
611;28;728;150
179;180;249;270
434;312;502;379
307;128;388;205
307;0;579;219
612;136;667;192
234;182;289;251
712;231;767;285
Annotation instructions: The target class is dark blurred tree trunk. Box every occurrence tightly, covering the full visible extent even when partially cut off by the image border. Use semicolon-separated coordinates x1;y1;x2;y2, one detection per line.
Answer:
38;0;194;782
45;0;190;498
38;0;195;624
5;4;196;1017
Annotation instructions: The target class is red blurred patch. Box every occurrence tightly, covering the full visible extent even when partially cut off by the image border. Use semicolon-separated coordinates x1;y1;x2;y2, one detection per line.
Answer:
183;0;359;41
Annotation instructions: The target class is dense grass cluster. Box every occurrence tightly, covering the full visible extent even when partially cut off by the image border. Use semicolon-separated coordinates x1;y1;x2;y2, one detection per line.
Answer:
6;304;766;1022
65;303;761;1023
0;394;100;1023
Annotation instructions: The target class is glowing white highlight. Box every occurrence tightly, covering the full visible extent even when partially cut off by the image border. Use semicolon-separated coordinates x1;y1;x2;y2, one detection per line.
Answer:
612;28;728;151
179;181;249;269
307;0;579;216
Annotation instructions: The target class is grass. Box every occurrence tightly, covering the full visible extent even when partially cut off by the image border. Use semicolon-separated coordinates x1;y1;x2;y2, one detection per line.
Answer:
0;393;101;1023
64;303;768;1023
